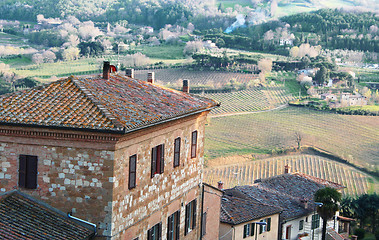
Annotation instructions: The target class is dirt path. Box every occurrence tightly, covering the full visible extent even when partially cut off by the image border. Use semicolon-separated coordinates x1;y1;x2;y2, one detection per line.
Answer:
210;104;289;118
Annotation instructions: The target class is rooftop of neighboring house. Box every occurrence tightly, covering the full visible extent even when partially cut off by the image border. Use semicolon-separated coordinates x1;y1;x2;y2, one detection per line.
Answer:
0;63;218;133
0;190;95;239
226;172;344;222
220;194;282;225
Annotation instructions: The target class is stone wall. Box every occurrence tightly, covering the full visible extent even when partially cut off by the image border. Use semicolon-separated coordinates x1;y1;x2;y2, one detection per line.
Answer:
0;126;119;236
0;111;212;240
111;112;209;239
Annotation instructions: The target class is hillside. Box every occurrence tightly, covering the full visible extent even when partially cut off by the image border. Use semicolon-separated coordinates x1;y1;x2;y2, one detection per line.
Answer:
205;106;379;172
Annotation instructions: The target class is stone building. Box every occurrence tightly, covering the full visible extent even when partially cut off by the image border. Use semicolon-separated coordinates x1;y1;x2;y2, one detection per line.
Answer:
0;62;219;240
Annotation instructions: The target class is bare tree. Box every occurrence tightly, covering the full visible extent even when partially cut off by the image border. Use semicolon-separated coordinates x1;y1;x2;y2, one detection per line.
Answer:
295;132;303;149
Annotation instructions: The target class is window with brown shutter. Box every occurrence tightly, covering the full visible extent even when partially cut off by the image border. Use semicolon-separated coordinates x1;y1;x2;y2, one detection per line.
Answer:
167;210;180;240
19;155;38;189
148;222;162;240
185;199;197;235
191;131;197;158
129;154;137;189
173;137;180;168
151;144;164;178
201;212;207;237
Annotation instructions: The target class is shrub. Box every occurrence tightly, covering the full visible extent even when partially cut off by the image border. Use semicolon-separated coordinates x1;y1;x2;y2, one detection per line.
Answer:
375;229;379;240
354;228;365;240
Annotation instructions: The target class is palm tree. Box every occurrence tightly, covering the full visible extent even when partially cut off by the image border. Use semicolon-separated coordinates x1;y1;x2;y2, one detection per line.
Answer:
314;187;342;240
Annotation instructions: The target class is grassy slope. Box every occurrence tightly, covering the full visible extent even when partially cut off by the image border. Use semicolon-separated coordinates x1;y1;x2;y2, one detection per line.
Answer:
205;106;379;171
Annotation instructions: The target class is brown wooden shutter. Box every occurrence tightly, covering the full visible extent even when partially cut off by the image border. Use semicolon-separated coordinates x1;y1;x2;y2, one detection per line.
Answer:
167;215;172;240
175;211;180;240
158;222;162;240
26;155;38;189
148;228;152;240
251;223;255;236
174;138;180;167
129;155;137;189
160;144;164;174
191;131;197;158
201;212;207;236
185;204;190;235
18;155;27;188
192;200;197;230
151;147;157;178
267;218;271;231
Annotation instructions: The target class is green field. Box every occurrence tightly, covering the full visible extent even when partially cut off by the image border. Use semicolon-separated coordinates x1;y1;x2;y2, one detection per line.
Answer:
137;44;185;60
204;154;377;196
340;105;379;113
205;106;379;172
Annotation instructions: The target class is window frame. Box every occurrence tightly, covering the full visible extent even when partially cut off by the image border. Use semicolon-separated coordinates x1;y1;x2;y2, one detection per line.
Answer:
128;154;137;189
191;131;197;158
201;212;207;237
148;222;162;240
151;144;164;178
299;219;304;231
311;214;320;229
173;137;181;168
19;155;38;189
185;199;197;235
259;219;268;234
167;210;180;240
243;223;255;238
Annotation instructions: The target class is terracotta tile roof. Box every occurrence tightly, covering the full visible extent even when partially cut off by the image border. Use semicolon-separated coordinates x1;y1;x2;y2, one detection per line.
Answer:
0;74;218;132
220;195;282;225
231;172;344;221
0;190;94;240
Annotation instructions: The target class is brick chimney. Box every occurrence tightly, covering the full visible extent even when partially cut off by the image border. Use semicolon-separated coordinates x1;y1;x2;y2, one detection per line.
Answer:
284;164;291;174
300;198;309;209
183;79;189;93
147;72;155;83
125;68;134;78
217;181;224;190
103;61;110;80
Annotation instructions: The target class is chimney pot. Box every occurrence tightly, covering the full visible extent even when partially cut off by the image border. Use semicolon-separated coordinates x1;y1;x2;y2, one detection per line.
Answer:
103;61;110;80
217;181;224;190
284;164;291;174
147;72;155;83
126;69;134;78
183;79;189;93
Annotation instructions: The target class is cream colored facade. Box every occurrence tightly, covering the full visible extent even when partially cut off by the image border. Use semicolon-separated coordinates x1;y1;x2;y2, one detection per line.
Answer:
220;213;280;240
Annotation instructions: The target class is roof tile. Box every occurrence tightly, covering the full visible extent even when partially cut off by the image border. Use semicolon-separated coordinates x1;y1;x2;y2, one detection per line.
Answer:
0;74;218;132
0;191;94;240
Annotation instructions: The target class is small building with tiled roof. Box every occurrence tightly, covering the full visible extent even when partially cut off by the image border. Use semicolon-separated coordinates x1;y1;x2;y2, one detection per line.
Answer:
219;194;282;240
0;190;95;240
0;62;220;240
223;171;344;240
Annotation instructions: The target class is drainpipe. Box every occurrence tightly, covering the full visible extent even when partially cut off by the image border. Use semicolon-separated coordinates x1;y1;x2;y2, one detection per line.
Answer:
200;183;205;239
68;213;97;236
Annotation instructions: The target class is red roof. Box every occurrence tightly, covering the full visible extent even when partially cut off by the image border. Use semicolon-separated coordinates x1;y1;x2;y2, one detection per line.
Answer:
0;191;94;239
0;74;218;132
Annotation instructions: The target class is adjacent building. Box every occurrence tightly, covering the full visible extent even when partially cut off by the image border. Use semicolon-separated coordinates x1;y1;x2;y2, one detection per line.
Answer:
219;193;282;240
222;169;344;240
0;62;220;240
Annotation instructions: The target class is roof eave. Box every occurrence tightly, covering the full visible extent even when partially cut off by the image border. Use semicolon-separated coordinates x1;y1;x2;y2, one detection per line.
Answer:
0;121;124;134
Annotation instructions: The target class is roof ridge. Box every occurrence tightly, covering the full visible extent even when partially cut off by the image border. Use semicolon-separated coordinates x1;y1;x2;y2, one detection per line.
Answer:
292;172;345;189
70;76;124;131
